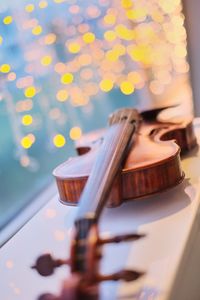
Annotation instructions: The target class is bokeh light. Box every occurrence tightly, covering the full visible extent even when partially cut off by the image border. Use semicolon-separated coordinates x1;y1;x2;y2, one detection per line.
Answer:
83;32;95;44
0;64;11;73
3;16;13;25
0;0;194;241
0;0;192;167
69;127;82;140
53;134;66;147
24;86;36;98
41;55;52;66
21;115;33;126
61;73;74;84
120;81;134;95
100;79;113;92
39;0;48;8
32;25;42;35
25;4;35;13
21;135;35;149
56;89;69;102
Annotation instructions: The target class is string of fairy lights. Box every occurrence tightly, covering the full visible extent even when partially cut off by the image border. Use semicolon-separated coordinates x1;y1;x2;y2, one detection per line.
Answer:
0;0;190;170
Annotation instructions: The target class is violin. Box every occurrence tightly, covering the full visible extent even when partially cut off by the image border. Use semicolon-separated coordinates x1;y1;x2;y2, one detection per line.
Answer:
53;107;197;207
32;107;197;299
33;108;145;299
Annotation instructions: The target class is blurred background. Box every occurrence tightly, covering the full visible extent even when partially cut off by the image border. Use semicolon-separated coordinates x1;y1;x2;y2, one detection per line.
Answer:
0;0;193;230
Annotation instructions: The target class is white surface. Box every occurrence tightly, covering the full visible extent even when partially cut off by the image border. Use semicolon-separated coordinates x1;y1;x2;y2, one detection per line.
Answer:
0;120;200;300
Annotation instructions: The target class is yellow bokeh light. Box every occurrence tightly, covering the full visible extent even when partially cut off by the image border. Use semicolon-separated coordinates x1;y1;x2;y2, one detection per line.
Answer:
56;89;68;102
127;45;152;65
104;14;116;25
106;50;119;62
0;36;3;45
44;33;56;45
24;86;36;98
120;81;134;95
32;25;42;35
21;136;33;149
41;55;52;66
0;64;11;73
121;0;133;9
21;115;33;126
39;0;48;8
83;32;95;44
3;16;13;25
61;73;74;84
53;134;66;147
69;127;82;140
115;24;134;40
100;79;114;92
126;9;147;21
25;4;35;12
67;42;81;54
104;31;116;42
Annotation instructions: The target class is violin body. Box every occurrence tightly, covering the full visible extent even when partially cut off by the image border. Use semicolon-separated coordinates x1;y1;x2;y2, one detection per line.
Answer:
53;108;197;207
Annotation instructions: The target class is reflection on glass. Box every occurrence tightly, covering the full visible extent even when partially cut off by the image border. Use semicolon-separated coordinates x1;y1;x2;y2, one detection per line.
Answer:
0;0;192;229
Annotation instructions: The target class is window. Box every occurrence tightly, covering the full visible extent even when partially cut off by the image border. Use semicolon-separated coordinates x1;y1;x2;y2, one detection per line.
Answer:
0;0;193;230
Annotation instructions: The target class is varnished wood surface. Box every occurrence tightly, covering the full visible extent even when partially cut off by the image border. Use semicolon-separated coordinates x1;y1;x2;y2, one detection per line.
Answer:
53;108;196;206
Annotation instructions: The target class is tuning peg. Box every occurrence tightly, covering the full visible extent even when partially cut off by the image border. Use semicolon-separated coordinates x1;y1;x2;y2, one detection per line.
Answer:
32;253;70;276
99;233;145;245
98;269;144;283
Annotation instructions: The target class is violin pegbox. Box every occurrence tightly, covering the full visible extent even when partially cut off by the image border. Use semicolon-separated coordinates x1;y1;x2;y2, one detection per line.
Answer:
33;229;145;300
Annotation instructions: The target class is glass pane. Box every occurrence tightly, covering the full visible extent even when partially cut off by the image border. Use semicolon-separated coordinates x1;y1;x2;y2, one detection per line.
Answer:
0;0;193;230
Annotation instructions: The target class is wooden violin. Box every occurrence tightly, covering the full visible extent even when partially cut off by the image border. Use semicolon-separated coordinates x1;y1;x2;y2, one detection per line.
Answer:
32;107;197;299
53;107;197;207
33;108;145;299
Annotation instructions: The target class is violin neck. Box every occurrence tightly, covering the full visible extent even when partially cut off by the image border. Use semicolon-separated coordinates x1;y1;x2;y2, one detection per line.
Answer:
73;109;139;273
76;109;139;224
